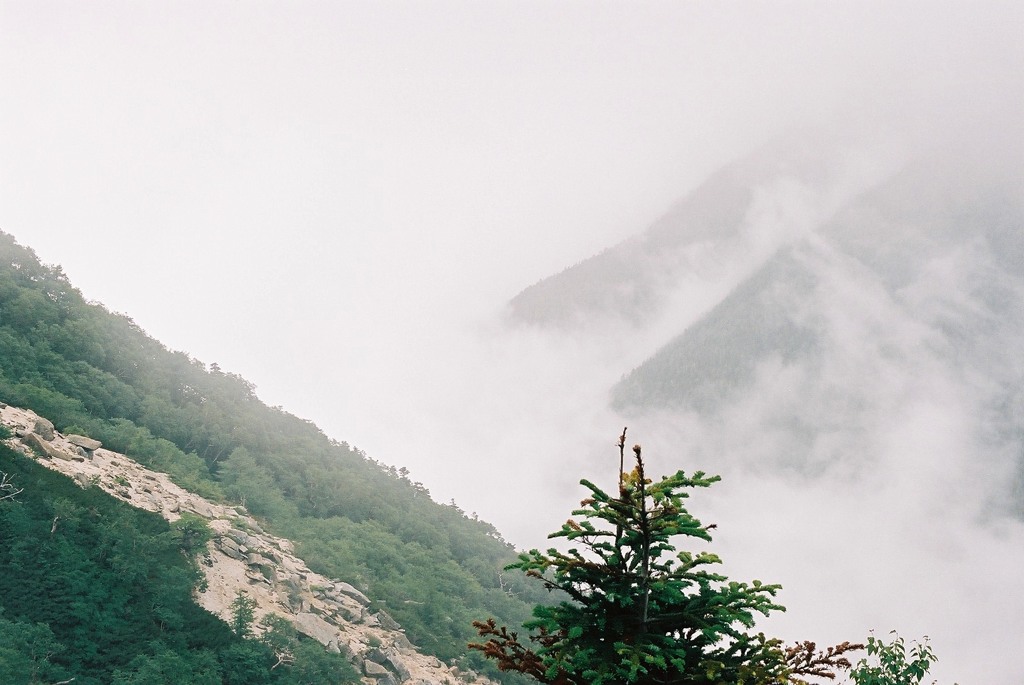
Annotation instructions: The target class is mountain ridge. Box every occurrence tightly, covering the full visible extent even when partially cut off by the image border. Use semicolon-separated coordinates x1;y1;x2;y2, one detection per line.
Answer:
0;229;542;682
1;402;490;685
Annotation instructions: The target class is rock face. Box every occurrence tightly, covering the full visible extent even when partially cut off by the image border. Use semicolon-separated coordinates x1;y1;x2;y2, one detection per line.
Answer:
66;433;102;451
23;432;77;461
0;404;496;685
33;416;55;440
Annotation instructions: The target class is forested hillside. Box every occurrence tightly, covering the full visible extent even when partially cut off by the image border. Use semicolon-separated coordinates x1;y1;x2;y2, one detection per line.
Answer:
610;146;1024;442
0;231;546;679
0;438;363;684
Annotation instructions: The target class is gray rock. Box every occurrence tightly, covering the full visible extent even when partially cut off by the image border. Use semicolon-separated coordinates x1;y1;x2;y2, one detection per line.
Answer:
333;639;358;660
293;612;339;646
246;552;271;567
33;417;54;440
374;610;401;631
185;498;214;517
66;434;102;450
217;537;246;560
245;569;270;585
23;432;67;459
383;651;412;681
334;605;357;622
334;581;371;605
365;647;412;681
363;660;397;684
392;632;416;652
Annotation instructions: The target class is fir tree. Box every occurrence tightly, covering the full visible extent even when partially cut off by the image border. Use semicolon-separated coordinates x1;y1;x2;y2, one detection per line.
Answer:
471;429;859;684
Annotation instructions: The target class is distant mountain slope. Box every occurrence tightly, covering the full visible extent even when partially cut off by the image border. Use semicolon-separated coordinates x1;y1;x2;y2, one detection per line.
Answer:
611;247;821;412
507;160;755;327
507;131;878;328
508;133;1024;516
613;144;1024;416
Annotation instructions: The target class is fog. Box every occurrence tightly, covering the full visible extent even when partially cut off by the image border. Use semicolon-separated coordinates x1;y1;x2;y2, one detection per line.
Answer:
2;2;1023;682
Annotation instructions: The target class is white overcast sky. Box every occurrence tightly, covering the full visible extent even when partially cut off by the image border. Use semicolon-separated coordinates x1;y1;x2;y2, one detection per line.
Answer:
2;0;1021;535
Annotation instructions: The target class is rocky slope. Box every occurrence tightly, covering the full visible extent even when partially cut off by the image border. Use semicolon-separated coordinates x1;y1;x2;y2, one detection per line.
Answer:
1;402;494;685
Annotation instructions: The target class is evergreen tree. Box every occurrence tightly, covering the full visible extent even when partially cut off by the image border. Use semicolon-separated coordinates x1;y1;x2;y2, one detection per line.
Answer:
471;429;859;684
229;591;258;639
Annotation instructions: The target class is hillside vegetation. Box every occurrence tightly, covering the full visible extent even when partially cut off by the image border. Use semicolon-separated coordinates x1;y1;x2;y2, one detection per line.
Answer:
1;438;357;685
0;231;545;679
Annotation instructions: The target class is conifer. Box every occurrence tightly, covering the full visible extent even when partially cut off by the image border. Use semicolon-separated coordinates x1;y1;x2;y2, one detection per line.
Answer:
471;429;859;684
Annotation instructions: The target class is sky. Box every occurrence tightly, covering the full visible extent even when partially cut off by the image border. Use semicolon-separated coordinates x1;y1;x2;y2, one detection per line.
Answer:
2;2;1024;681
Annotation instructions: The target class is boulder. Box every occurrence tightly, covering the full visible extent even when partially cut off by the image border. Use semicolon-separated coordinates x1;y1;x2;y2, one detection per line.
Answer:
383;652;412;681
246;552;272;567
66;434;102;450
334;581;371;605
363;660;397;684
184;498;214;517
392;632;416;652
226;528;250;545
217;537;246;560
365;647;411;680
332;639;358;661
33;417;55;441
23;432;68;460
374;610;401;631
293;612;339;646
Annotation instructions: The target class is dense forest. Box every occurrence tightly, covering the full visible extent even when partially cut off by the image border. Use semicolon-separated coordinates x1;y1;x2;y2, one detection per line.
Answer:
0;230;546;680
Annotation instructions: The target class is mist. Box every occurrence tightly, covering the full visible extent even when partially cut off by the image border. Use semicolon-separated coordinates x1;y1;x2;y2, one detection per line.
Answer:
2;1;1023;682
